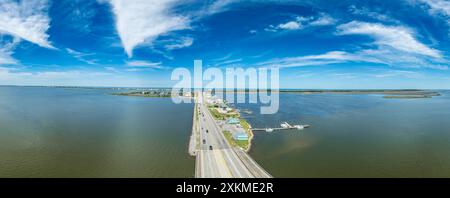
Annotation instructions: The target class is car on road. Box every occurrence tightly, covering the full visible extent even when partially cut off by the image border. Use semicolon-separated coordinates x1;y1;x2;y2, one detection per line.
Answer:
209;145;213;150
203;139;206;144
206;129;209;133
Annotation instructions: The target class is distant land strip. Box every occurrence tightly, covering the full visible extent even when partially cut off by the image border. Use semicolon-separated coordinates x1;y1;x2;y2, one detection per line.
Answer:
3;86;438;99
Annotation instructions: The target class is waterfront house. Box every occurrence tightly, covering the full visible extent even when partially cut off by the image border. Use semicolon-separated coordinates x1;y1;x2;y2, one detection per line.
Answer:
227;118;240;124
233;131;249;141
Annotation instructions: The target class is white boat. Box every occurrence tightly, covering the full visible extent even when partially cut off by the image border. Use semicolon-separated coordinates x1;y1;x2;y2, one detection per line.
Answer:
265;128;274;132
280;122;289;128
294;125;304;130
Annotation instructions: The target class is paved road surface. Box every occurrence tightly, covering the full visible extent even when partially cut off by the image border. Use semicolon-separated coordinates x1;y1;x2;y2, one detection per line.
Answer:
195;93;271;178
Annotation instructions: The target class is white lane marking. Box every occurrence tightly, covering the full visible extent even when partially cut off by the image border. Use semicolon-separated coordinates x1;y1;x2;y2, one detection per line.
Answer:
201;102;247;178
200;151;205;177
213;149;233;178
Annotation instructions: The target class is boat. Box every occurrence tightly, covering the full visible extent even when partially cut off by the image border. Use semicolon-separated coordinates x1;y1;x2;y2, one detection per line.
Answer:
265;128;274;132
242;109;253;114
280;122;290;128
294;125;304;130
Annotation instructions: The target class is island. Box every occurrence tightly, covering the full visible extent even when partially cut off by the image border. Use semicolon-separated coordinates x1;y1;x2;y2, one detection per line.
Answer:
111;89;193;98
215;89;441;99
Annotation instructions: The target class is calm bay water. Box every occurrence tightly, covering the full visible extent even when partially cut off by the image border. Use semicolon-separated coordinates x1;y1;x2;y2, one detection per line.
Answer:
0;86;194;177
236;91;450;178
1;86;450;177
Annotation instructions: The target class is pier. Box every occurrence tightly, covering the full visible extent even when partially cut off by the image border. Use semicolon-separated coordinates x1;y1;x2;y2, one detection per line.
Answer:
252;122;311;132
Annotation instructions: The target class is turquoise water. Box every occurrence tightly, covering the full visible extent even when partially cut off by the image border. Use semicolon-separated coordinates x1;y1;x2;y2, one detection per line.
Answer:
0;86;194;177
236;91;450;177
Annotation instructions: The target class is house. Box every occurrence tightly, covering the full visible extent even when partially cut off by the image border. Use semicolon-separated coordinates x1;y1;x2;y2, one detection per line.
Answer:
233;131;249;141
217;108;228;114
227;118;240;124
215;98;224;104
183;92;192;97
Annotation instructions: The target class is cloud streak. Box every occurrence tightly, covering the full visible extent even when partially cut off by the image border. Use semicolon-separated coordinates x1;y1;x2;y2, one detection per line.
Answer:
337;21;441;58
0;67;116;86
258;48;448;70
0;36;21;65
104;0;189;57
66;48;97;65
417;0;450;34
126;60;163;69
257;51;377;68
164;37;193;50
0;0;53;48
419;0;450;16
265;13;336;32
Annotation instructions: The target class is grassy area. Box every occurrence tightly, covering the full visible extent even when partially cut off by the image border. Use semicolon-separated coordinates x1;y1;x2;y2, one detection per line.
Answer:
207;104;252;151
208;107;240;120
195;107;199;121
208;108;227;120
239;118;251;132
223;131;249;150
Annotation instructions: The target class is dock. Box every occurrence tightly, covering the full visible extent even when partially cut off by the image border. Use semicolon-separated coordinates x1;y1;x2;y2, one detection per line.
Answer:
252;122;311;132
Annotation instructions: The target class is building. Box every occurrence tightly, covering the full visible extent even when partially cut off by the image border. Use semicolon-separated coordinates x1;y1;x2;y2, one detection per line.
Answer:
217;108;228;114
233;131;249;141
183;92;192;97
227;118;240;124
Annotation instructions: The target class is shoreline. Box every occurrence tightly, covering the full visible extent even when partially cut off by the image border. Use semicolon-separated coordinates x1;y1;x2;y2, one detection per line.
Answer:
188;101;198;157
238;116;254;153
245;121;254;153
215;89;442;99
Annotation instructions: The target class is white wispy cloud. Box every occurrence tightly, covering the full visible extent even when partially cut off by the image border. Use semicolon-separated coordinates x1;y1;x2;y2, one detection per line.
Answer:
0;0;53;48
0;67;115;85
213;58;243;67
103;0;238;57
265;13;336;32
0;37;20;65
416;0;450;34
104;0;189;57
66;48;97;65
348;5;399;23
278;21;302;30
372;69;423;78
0;66;176;86
126;60;163;69
104;66;120;73
202;0;236;16
0;51;15;65
337;21;441;58
356;48;448;70
59;0;98;34
0;67;32;80
309;13;337;26
419;0;450;16
164;37;193;50
257;48;448;70
257;51;376;68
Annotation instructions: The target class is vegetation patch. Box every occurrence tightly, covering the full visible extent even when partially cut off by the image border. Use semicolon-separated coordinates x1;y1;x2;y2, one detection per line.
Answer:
209;108;226;120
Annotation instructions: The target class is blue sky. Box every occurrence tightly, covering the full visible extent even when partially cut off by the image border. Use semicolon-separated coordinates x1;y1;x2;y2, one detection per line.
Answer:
0;0;450;88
